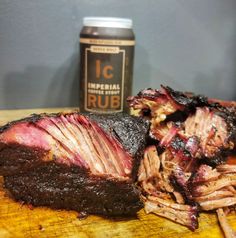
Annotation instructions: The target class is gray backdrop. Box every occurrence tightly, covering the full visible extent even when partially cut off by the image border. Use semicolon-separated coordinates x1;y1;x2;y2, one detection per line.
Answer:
0;0;235;109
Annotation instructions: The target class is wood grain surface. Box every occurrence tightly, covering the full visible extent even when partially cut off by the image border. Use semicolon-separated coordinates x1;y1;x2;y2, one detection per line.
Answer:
0;108;235;238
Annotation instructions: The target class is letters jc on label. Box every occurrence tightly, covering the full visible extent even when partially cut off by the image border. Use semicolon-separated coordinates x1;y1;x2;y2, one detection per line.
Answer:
87;59;121;110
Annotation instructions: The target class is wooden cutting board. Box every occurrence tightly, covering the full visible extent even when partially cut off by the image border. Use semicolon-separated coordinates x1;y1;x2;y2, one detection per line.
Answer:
0;108;235;238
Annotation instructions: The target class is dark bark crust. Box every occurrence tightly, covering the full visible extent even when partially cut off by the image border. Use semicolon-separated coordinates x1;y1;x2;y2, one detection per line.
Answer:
0;143;49;176
4;162;143;216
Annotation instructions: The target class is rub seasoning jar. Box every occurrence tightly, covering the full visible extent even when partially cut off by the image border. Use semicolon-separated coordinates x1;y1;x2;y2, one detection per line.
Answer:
79;17;135;113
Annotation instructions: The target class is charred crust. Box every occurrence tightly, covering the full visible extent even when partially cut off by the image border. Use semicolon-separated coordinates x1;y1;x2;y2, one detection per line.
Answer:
87;113;149;156
214;107;236;145
87;113;150;180
200;154;228;167
4;161;143;216
170;136;192;159
136;88;161;99
161;85;208;109
0;142;49;176
161;85;194;106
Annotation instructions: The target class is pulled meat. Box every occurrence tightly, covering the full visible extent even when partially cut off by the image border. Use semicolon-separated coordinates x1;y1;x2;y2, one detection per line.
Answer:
191;164;236;211
131;85;236;237
138;146;198;231
139;146;236;234
183;107;235;159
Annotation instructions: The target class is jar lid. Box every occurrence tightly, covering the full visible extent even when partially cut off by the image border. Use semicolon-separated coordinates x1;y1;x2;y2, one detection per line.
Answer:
83;17;133;29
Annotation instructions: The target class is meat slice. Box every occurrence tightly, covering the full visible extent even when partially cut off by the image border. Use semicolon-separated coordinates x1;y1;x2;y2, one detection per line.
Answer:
0;112;149;216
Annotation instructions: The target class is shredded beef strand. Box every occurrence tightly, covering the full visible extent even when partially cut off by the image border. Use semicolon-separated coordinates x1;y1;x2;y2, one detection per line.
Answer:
199;197;236;211
144;199;198;231
217;208;236;238
193;175;236;197
194;190;235;203
217;165;236;174
147;195;197;211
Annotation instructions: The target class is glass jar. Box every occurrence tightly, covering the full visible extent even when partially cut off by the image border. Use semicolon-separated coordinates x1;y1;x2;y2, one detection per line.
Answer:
79;17;135;113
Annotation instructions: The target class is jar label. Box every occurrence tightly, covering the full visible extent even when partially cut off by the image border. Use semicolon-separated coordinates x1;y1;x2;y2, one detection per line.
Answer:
80;38;134;113
80;38;135;46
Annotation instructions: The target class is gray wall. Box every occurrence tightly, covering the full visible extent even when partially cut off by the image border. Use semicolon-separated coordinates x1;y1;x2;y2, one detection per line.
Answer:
0;0;235;109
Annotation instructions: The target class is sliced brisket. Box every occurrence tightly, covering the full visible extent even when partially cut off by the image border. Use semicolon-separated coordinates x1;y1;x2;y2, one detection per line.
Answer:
0;112;149;216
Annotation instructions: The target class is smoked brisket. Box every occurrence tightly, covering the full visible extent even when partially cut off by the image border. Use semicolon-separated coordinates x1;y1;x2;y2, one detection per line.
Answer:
0;112;149;216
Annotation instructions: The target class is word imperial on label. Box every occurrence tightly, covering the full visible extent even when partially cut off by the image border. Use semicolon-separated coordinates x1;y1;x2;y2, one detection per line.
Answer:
88;83;120;90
